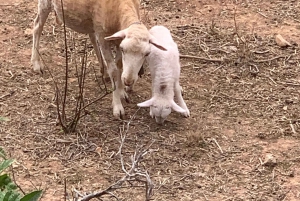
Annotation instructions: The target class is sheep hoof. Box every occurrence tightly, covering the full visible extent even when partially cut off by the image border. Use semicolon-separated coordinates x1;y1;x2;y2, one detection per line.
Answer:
113;104;125;119
124;95;130;103
119;111;125;120
125;86;134;92
122;91;130;103
32;61;44;74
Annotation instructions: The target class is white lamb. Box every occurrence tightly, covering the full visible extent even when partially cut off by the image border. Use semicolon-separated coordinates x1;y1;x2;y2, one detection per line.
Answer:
137;26;190;124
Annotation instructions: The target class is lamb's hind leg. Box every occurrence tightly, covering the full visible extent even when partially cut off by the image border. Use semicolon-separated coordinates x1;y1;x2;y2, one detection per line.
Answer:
174;82;190;117
31;0;52;73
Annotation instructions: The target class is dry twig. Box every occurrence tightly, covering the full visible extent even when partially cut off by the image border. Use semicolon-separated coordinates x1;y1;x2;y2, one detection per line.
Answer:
253;55;286;63
75;110;155;201
180;54;224;62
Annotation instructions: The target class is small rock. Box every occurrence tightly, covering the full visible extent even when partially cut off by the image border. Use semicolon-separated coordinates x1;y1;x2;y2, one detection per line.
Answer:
24;28;32;35
263;153;277;167
230;74;240;79
95;147;102;156
275;34;291;47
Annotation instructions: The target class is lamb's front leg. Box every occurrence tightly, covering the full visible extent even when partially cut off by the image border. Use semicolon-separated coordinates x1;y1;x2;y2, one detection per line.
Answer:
174;82;190;117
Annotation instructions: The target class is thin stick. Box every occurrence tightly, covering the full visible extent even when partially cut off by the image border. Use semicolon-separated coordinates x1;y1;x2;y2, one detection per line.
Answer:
290;121;296;134
70;39;88;132
212;138;223;154
64;178;67;201
10;160;26;195
233;7;245;44
253;55;286;63
257;11;268;18
180;54;223;62
61;0;68;122
36;50;65;130
0;92;14;100
268;76;277;85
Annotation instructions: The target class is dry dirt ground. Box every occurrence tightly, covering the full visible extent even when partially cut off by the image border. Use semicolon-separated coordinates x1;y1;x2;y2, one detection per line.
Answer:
1;0;300;200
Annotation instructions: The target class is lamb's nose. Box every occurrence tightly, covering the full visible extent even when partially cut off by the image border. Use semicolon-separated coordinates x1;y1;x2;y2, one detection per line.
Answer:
123;78;134;86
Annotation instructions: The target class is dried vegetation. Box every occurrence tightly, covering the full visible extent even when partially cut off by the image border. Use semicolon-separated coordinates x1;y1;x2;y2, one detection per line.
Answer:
0;0;300;200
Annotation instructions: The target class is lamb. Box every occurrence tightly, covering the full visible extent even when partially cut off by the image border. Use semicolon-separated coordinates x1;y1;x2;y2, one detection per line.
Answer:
31;0;166;119
137;26;190;124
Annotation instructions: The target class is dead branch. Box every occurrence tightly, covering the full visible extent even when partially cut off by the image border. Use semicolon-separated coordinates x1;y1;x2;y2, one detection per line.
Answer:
61;0;68;122
233;7;245;44
0;91;14;100
253;55;286;63
75;109;155;201
180;54;224;62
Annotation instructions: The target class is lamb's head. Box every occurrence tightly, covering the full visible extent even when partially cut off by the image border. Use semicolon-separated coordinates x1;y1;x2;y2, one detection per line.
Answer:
105;25;166;87
137;97;186;124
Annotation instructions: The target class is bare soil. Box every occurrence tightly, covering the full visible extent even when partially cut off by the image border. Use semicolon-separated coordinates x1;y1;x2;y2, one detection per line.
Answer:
1;0;300;200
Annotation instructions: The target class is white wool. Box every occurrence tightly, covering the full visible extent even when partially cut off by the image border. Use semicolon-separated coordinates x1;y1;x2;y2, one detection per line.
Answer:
138;26;190;124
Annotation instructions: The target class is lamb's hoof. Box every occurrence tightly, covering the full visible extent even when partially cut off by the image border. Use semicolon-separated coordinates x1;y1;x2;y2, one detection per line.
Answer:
182;109;190;118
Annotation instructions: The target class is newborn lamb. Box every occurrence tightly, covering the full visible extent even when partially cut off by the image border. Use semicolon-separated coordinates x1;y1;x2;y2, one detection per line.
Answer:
137;25;190;124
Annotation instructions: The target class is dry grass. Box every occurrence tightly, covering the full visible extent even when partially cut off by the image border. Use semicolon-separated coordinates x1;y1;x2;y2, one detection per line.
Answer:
0;0;300;200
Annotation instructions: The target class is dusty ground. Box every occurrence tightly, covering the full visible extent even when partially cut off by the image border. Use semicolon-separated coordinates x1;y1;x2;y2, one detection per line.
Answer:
1;0;300;200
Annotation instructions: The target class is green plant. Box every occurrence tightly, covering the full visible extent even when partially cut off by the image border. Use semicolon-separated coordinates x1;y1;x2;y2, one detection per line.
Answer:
0;147;42;201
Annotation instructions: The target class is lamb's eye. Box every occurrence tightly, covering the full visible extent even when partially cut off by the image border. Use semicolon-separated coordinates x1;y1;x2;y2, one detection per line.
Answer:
120;47;124;52
165;106;170;109
145;52;150;57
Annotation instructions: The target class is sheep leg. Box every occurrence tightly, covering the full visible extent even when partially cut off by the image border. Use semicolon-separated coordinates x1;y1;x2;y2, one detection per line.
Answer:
31;0;52;73
115;48;135;93
174;82;190;117
88;33;109;80
96;34;127;119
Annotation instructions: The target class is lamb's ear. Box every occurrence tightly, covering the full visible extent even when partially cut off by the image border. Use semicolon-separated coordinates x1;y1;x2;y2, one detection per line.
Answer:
137;98;154;108
171;100;186;113
105;29;127;40
149;35;167;51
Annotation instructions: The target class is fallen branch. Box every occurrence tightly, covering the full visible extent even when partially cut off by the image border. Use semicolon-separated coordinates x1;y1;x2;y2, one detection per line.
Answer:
253;55;286;63
0;91;14;100
211;138;223;154
75;109;155;201
180;54;224;62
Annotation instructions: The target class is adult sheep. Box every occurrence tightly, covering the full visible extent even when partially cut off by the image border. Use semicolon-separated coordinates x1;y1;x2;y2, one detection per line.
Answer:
31;0;166;119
